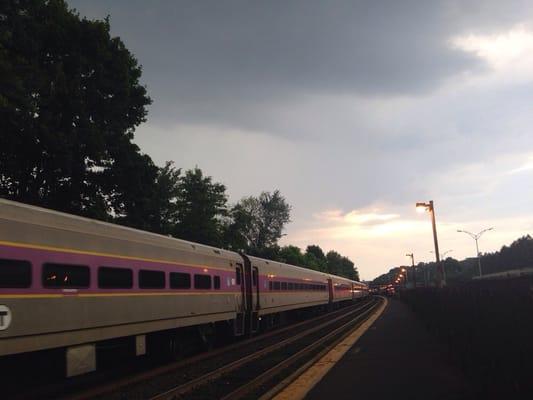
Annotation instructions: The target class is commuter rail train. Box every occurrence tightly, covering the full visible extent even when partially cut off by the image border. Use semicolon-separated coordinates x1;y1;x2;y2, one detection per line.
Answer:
0;199;368;376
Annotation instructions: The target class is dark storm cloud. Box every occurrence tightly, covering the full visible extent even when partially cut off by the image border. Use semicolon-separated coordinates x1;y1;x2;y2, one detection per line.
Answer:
65;1;533;277
68;0;519;126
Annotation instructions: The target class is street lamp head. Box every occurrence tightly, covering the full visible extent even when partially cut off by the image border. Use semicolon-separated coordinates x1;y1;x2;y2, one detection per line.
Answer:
416;203;427;213
416;201;433;212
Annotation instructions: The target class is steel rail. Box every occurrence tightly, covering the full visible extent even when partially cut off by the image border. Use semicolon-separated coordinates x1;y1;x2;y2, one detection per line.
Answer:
220;298;382;400
64;299;370;400
149;299;376;400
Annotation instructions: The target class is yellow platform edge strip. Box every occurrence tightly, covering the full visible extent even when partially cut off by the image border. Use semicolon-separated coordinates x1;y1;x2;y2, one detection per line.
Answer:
272;296;388;400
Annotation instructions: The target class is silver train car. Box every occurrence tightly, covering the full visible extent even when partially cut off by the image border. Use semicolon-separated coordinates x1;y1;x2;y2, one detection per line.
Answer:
0;199;368;376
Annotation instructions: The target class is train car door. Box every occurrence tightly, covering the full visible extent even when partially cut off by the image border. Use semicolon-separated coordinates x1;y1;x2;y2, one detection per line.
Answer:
251;266;260;331
234;263;246;336
243;257;260;335
327;278;333;304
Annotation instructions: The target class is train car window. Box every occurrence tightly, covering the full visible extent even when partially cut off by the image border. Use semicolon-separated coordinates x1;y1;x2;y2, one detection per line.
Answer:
281;282;287;290
235;267;241;285
43;263;90;288
98;266;133;289
288;282;294;290
194;274;212;289
214;275;221;289
139;270;165;289
0;258;31;288
273;281;280;290
252;269;258;286
269;281;273;290
170;272;191;289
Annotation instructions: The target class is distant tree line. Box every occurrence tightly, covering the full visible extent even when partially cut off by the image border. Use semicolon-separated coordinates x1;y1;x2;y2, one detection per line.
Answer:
373;235;533;285
0;0;359;281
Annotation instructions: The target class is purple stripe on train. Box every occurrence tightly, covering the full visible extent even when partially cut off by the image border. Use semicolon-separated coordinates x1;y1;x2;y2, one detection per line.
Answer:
0;243;241;294
0;243;354;297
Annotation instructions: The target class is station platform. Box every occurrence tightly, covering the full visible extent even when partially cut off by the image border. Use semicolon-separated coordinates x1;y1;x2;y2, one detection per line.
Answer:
304;297;473;400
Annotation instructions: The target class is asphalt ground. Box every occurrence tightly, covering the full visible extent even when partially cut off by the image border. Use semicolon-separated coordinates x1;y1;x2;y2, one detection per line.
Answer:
305;297;473;400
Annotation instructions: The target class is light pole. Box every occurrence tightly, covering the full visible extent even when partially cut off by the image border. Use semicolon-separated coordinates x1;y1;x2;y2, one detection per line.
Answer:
430;249;452;283
457;228;494;277
416;200;445;286
400;267;408;285
405;253;416;288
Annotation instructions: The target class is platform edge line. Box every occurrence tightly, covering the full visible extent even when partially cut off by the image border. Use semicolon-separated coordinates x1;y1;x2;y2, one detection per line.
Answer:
272;296;388;400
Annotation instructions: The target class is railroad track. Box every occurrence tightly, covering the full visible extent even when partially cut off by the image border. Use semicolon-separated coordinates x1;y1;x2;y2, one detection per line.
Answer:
75;297;380;400
149;297;382;400
52;297;381;400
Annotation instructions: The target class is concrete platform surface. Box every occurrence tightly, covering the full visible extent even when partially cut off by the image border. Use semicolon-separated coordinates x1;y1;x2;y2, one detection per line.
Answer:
306;297;473;400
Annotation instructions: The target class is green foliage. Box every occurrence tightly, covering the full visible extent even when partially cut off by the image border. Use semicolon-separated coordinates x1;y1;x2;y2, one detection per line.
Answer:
275;244;359;280
113;160;181;235
306;245;326;261
223;200;256;252
0;0;151;218
481;235;533;274
326;250;359;280
226;190;291;254
151;162;181;235
278;245;306;266
173;167;228;247
303;245;327;272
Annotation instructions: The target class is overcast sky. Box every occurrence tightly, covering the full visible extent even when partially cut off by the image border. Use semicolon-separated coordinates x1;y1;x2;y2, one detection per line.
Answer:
70;0;533;280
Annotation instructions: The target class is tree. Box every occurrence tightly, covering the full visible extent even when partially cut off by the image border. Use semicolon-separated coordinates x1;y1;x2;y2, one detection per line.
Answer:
151;161;181;235
306;245;326;261
223;200;256;252
173;168;228;247
109;159;182;234
278;245;306;266
0;0;151;219
326;250;359;280
304;245;327;271
226;190;291;254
